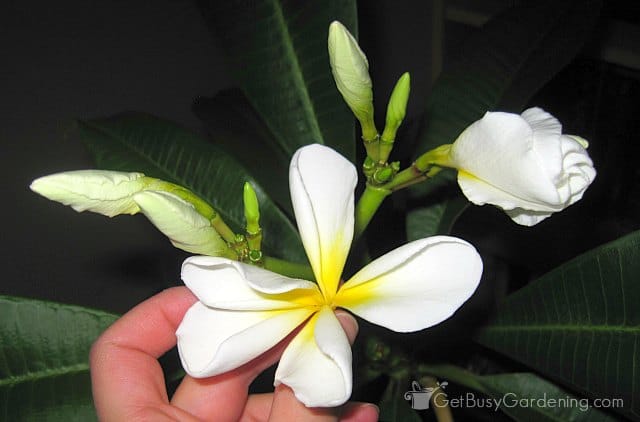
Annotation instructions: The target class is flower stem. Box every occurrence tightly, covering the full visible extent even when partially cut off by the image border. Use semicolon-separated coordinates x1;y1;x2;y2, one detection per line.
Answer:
263;256;315;281
354;184;392;237
421;376;453;422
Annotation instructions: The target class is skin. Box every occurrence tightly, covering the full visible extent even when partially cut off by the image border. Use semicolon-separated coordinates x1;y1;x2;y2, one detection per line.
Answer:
90;286;379;421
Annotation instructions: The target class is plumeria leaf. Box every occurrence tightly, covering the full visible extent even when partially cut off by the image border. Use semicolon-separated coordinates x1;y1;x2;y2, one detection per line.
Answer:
197;0;357;161
378;379;422;422
406;0;601;238
0;296;117;421
422;365;618;421
78;112;305;262
192;89;291;213
406;195;467;240
475;230;640;421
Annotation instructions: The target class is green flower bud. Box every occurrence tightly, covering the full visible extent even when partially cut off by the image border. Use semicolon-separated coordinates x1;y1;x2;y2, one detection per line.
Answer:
243;182;261;235
30;170;148;217
381;72;411;144
328;21;377;141
133;190;235;258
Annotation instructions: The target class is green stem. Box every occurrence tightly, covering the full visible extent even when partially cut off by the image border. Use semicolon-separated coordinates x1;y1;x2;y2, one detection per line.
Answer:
422;376;454;422
210;213;237;244
263;256;315;280
417;363;485;393
354;184;392;237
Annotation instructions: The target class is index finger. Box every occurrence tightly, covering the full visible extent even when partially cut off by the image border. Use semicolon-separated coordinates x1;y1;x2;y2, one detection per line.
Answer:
90;286;197;421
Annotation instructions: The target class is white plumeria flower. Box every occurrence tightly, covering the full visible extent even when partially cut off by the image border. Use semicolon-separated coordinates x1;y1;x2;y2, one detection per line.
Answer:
176;144;483;407
447;107;596;226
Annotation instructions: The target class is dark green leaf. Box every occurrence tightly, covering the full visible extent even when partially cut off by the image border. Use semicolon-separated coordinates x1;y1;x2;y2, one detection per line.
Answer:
414;0;602;158
407;0;602;236
476;231;640;421
198;0;357;161
0;296;117;421
406;195;467;240
78;112;305;262
192;89;291;213
422;365;618;422
378;379;422;422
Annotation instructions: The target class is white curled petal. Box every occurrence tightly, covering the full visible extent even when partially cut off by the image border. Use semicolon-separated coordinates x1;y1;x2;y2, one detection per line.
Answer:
134;191;229;256
521;107;562;137
457;171;559;213
181;256;321;310
289;144;357;299
450;111;562;207
559;135;596;204
30;170;147;217
274;306;352;407
335;236;483;332
505;208;553;226
176;303;312;377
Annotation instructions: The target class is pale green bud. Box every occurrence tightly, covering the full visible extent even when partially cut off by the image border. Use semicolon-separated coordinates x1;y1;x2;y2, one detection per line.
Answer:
133;190;233;257
381;72;411;143
328;21;377;140
243;182;260;234
568;135;589;149
30;170;148;217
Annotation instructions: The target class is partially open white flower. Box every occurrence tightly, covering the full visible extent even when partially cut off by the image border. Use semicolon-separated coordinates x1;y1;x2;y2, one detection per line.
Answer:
448;107;596;226
176;144;483;407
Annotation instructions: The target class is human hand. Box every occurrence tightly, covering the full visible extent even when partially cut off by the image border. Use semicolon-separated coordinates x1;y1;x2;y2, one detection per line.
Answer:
90;286;379;421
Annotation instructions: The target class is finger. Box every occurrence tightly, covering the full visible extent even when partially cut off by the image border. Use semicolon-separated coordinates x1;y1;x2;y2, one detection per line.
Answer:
240;393;274;421
266;311;359;422
90;286;197;422
240;395;379;422
340;402;380;422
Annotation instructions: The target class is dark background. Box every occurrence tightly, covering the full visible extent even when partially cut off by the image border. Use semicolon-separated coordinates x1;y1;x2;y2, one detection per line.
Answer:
2;0;639;314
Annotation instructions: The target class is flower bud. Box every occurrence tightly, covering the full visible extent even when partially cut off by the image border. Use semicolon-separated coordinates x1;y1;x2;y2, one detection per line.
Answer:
448;107;596;226
328;21;377;141
381;72;411;143
133;190;233;257
30;170;147;217
243;182;261;235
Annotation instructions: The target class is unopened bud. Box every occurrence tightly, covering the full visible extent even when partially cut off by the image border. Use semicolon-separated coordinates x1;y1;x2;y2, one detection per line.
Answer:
328;21;377;141
381;72;411;144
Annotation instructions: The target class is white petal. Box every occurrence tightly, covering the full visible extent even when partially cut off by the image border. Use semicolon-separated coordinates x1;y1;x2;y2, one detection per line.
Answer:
457;171;560;213
289;144;357;300
176;302;312;377
335;236;483;332
450;111;563;207
181;256;322;311
274;306;352;407
30;170;147;217
134;191;231;256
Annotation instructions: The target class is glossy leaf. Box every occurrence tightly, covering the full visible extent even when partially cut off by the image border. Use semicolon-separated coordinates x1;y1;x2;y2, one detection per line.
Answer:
406;195;467;240
407;0;602;239
378;379;422;422
0;296;117;421
192;89;291;213
78;113;305;262
422;365;618;422
197;0;357;161
476;231;640;420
